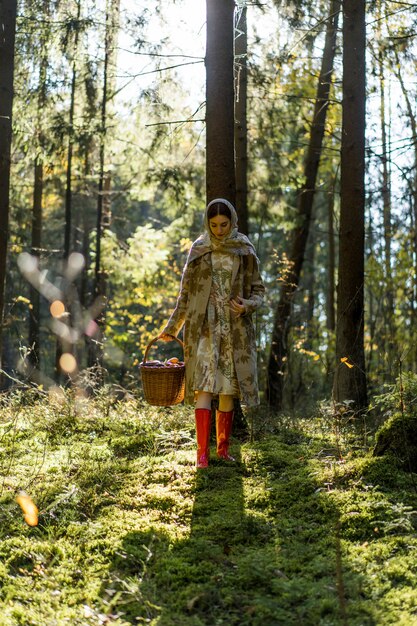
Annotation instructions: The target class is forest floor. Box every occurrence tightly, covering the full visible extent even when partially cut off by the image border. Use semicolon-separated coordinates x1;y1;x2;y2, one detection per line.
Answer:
1;388;417;626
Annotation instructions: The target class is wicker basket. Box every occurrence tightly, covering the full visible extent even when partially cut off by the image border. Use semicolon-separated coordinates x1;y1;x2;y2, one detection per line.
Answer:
140;336;185;406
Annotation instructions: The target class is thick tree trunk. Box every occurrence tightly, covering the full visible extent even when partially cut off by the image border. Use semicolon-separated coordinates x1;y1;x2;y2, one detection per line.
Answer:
234;5;248;234
333;0;368;408
0;0;17;378
206;0;236;205
267;0;340;409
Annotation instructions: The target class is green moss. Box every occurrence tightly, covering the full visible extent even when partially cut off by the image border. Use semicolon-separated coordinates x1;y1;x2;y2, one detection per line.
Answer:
1;395;417;624
373;412;417;472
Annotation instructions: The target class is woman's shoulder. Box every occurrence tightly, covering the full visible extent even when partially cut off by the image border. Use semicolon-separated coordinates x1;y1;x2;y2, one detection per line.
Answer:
187;235;211;264
235;231;253;245
236;233;259;257
191;235;206;248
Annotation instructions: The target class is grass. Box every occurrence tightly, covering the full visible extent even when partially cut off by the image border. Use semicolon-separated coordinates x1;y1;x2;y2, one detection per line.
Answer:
1;388;417;625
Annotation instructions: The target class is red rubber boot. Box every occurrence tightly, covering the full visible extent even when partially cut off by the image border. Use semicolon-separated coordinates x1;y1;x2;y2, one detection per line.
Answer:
216;410;235;461
195;408;211;468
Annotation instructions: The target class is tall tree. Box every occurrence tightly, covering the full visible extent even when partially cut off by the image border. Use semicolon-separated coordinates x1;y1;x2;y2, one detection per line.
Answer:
55;0;83;380
63;0;82;260
234;3;248;234
79;59;98;311
267;0;340;409
206;0;236;204
333;0;368;408
89;0;120;368
389;43;417;369
28;52;48;368
326;184;336;332
0;0;17;377
28;0;54;369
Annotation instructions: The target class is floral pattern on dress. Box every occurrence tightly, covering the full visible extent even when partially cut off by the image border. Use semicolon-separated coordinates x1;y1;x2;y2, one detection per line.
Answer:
163;250;265;406
194;252;239;396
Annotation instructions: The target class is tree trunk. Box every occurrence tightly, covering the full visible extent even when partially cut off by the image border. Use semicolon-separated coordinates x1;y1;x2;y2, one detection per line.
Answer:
206;0;236;205
28;160;43;368
378;54;392;313
28;26;49;370
0;0;17;379
234;4;248;234
53;0;82;381
375;5;394;374
305;223;317;347
267;0;340;409
327;186;336;332
389;45;417;370
63;0;81;261
89;0;120;369
333;0;368;409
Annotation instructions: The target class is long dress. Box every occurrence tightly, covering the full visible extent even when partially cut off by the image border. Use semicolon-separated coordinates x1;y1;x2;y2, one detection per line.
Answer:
193;251;239;397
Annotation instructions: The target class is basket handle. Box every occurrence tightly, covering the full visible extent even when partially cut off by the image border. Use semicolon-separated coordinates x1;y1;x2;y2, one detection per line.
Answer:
143;335;184;364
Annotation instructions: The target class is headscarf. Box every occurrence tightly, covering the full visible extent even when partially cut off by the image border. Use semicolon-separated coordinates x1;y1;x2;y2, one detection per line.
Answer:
188;198;258;263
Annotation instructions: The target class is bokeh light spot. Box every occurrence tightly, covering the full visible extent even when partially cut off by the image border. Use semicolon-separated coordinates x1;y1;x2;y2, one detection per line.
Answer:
59;353;77;374
50;300;65;318
66;252;85;280
17;252;38;274
85;319;99;337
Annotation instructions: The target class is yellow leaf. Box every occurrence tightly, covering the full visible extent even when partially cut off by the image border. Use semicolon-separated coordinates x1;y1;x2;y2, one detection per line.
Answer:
16;491;39;527
341;357;354;369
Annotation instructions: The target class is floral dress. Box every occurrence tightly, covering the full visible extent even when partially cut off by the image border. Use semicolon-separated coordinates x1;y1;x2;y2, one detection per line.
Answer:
194;251;239;397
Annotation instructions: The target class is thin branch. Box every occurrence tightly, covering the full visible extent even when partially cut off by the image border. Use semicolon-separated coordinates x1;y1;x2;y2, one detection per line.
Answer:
145;118;205;127
366;5;416;26
117;47;204;60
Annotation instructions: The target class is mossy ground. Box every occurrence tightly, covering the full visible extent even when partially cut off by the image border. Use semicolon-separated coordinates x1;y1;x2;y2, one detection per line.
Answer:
1;389;417;625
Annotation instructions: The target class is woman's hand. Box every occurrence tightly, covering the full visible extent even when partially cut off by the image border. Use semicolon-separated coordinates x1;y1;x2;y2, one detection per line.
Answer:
158;332;175;342
230;297;246;318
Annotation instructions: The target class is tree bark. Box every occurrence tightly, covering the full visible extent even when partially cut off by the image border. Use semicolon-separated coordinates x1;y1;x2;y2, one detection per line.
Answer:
28;19;50;369
206;0;236;205
389;45;417;370
63;0;81;261
28;160;43;368
234;4;248;234
89;0;120;369
0;0;17;378
327;185;336;332
333;0;368;408
375;5;394;373
267;0;340;409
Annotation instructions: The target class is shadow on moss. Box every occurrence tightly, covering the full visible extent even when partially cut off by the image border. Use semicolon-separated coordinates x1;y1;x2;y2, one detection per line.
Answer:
99;435;377;626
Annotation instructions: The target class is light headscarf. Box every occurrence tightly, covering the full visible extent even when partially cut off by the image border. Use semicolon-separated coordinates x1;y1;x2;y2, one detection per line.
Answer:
188;198;258;263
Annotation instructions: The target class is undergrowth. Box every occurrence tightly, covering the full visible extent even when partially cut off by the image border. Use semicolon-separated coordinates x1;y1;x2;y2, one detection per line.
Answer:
1;385;417;625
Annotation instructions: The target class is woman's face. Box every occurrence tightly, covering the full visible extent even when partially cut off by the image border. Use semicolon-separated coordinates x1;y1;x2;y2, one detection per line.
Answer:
209;214;232;239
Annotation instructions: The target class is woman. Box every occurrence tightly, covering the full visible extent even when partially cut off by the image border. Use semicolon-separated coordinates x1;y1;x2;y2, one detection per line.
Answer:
159;198;265;468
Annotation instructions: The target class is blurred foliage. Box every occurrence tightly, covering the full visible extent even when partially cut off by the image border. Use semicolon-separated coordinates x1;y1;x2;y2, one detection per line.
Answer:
100;223;187;373
3;0;417;411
